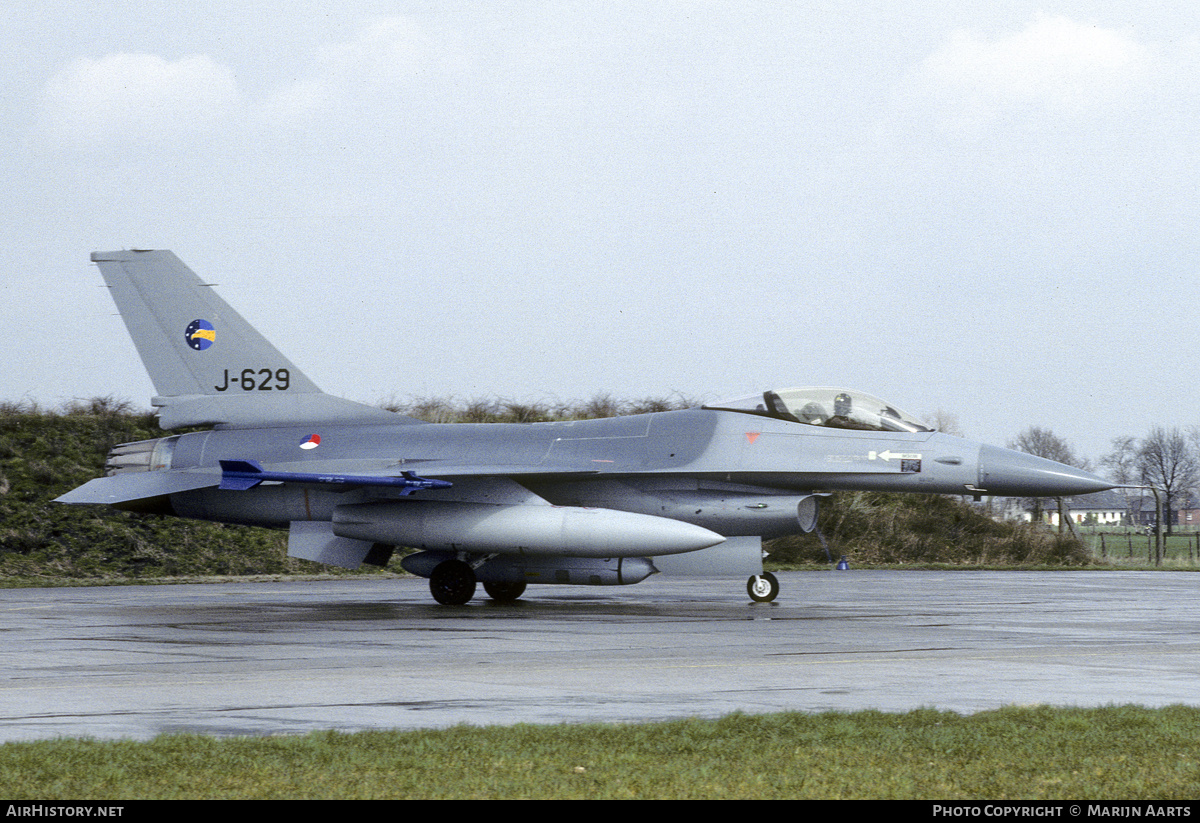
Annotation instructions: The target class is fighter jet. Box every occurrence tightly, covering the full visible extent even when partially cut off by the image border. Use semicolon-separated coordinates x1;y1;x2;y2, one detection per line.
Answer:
57;250;1114;605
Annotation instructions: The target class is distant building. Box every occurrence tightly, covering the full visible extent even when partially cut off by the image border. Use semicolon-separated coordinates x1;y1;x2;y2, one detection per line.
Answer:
1135;492;1200;528
1135;497;1158;528
1004;490;1129;527
1174;493;1200;528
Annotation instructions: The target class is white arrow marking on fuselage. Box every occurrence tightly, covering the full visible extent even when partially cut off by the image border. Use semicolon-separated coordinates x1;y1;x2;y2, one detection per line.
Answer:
869;450;922;462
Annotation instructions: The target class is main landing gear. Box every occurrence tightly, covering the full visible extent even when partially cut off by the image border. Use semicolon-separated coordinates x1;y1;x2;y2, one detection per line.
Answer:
482;580;527;602
747;572;779;603
428;557;776;605
429;559;476;605
428;558;528;605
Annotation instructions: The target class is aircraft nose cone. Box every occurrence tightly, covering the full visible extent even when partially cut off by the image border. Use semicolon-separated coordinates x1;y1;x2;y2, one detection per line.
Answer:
978;444;1115;497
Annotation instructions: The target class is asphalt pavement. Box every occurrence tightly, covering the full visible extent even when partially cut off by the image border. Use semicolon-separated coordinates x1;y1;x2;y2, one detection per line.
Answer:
0;570;1196;741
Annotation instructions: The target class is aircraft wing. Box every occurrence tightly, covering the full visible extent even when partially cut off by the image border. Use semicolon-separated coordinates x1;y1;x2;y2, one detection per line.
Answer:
389;464;601;479
212;460;598;505
55;462;596;509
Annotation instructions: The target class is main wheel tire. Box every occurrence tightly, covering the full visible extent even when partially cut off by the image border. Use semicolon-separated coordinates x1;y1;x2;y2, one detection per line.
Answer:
483;580;527;602
747;572;780;603
430;559;477;605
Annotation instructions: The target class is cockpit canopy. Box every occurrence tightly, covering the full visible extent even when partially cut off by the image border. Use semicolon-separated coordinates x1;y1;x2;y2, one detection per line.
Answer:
704;387;932;433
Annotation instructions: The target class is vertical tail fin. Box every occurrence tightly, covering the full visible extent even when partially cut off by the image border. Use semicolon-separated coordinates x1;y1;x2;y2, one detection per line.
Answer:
92;250;402;429
93;250;319;398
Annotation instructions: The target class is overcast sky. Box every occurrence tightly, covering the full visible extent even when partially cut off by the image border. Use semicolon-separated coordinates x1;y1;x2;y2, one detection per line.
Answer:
4;1;1196;465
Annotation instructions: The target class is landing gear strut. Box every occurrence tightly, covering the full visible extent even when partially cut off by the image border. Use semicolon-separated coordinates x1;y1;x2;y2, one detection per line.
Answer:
747;572;779;603
429;559;477;605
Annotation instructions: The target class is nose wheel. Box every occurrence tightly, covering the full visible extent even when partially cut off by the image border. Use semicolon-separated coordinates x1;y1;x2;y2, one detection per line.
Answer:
747;572;779;603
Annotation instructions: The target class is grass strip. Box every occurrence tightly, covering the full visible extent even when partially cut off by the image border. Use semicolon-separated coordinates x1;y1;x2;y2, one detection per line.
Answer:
2;705;1197;799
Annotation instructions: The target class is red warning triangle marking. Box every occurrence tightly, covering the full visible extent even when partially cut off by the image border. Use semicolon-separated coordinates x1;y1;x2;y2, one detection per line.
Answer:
745;432;760;444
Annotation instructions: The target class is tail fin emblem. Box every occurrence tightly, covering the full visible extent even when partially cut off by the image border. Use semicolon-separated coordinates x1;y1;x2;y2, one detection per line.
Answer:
185;319;216;351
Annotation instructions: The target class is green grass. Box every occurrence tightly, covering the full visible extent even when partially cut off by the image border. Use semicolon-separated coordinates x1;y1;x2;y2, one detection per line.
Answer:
1080;531;1200;567
1;706;1197;799
769;491;1092;567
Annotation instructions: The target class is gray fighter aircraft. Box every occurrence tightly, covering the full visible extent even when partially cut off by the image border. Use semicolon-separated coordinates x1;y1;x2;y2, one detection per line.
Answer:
57;250;1115;604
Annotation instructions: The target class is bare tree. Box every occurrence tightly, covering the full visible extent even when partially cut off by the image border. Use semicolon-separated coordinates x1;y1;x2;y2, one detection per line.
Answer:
1100;435;1141;526
1008;426;1089;469
922;408;965;437
1137;426;1200;535
1007;426;1089;526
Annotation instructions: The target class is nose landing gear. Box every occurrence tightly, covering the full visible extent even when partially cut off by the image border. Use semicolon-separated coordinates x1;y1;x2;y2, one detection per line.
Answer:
747;572;779;603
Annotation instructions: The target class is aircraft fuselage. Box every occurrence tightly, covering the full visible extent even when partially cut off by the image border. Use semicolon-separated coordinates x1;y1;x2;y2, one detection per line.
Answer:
140;407;1063;531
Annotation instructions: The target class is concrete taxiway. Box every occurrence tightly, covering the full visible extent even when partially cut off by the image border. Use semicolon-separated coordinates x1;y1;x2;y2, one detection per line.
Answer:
0;570;1197;741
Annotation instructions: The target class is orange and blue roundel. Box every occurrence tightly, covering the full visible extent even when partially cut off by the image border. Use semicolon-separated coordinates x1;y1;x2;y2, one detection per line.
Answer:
185;319;216;351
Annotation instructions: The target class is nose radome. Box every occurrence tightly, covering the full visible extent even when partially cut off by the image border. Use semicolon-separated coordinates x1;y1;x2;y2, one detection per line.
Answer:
978;444;1115;497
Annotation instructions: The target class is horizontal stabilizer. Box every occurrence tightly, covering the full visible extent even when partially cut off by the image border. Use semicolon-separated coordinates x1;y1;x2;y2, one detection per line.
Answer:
54;470;218;506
